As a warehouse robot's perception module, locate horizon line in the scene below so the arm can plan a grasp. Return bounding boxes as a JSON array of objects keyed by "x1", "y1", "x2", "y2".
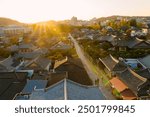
[{"x1": 1, "y1": 15, "x2": 150, "y2": 24}]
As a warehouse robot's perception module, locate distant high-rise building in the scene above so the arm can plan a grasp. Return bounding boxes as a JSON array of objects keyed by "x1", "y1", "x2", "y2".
[{"x1": 71, "y1": 16, "x2": 78, "y2": 22}]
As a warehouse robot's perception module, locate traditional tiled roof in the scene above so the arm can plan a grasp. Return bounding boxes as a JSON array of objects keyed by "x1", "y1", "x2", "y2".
[
  {"x1": 14, "y1": 94, "x2": 29, "y2": 100},
  {"x1": 98, "y1": 35, "x2": 115, "y2": 42},
  {"x1": 136, "y1": 68, "x2": 150, "y2": 80},
  {"x1": 116, "y1": 38, "x2": 150, "y2": 48},
  {"x1": 17, "y1": 79, "x2": 105, "y2": 100},
  {"x1": 120, "y1": 89, "x2": 137, "y2": 100},
  {"x1": 137, "y1": 80, "x2": 150, "y2": 97},
  {"x1": 139, "y1": 55, "x2": 150, "y2": 68},
  {"x1": 35, "y1": 57, "x2": 51, "y2": 70},
  {"x1": 0, "y1": 72, "x2": 27, "y2": 100},
  {"x1": 0, "y1": 72, "x2": 27, "y2": 80},
  {"x1": 47, "y1": 72, "x2": 67, "y2": 87},
  {"x1": 54, "y1": 58, "x2": 92, "y2": 85},
  {"x1": 22, "y1": 80, "x2": 48, "y2": 94},
  {"x1": 67, "y1": 80, "x2": 105, "y2": 100},
  {"x1": 7, "y1": 45, "x2": 18, "y2": 52},
  {"x1": 18, "y1": 43, "x2": 36, "y2": 50},
  {"x1": 24, "y1": 56, "x2": 51, "y2": 70},
  {"x1": 117, "y1": 67, "x2": 147, "y2": 95},
  {"x1": 0, "y1": 56, "x2": 21, "y2": 72},
  {"x1": 30, "y1": 80, "x2": 65, "y2": 100},
  {"x1": 17, "y1": 52, "x2": 40, "y2": 60},
  {"x1": 99, "y1": 55, "x2": 126, "y2": 72},
  {"x1": 16, "y1": 48, "x2": 43, "y2": 60}
]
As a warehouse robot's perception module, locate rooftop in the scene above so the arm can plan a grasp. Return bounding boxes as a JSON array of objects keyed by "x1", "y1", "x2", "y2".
[
  {"x1": 116, "y1": 38, "x2": 150, "y2": 48},
  {"x1": 110, "y1": 77, "x2": 128, "y2": 92},
  {"x1": 54, "y1": 57, "x2": 92, "y2": 85},
  {"x1": 29, "y1": 79, "x2": 105, "y2": 100},
  {"x1": 139, "y1": 55, "x2": 150, "y2": 68},
  {"x1": 0, "y1": 56, "x2": 20, "y2": 72},
  {"x1": 0, "y1": 72, "x2": 27, "y2": 100},
  {"x1": 22, "y1": 80, "x2": 48, "y2": 94},
  {"x1": 136, "y1": 68, "x2": 150, "y2": 80},
  {"x1": 99, "y1": 55, "x2": 126, "y2": 72},
  {"x1": 120, "y1": 89, "x2": 137, "y2": 100},
  {"x1": 19, "y1": 43, "x2": 36, "y2": 50},
  {"x1": 117, "y1": 67, "x2": 147, "y2": 95}
]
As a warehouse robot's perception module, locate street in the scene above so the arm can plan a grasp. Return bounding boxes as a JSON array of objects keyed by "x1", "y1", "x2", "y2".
[{"x1": 69, "y1": 34, "x2": 115, "y2": 100}]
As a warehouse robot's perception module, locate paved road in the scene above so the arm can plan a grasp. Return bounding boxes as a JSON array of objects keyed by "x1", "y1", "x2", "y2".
[{"x1": 69, "y1": 34, "x2": 115, "y2": 100}]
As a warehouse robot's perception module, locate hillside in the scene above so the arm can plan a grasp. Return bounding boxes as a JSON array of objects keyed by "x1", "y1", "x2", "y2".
[{"x1": 0, "y1": 17, "x2": 23, "y2": 26}]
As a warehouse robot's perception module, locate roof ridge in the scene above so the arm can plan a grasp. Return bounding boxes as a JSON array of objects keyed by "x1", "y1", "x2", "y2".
[
  {"x1": 127, "y1": 67, "x2": 147, "y2": 82},
  {"x1": 109, "y1": 54, "x2": 119, "y2": 63},
  {"x1": 0, "y1": 56, "x2": 12, "y2": 63},
  {"x1": 64, "y1": 78, "x2": 67, "y2": 100},
  {"x1": 66, "y1": 79, "x2": 98, "y2": 88}
]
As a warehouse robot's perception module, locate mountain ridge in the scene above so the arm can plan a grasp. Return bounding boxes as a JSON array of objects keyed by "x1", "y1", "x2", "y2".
[{"x1": 0, "y1": 17, "x2": 24, "y2": 26}]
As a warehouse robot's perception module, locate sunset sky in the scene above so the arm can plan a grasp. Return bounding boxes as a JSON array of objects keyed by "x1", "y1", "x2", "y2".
[{"x1": 0, "y1": 0, "x2": 150, "y2": 23}]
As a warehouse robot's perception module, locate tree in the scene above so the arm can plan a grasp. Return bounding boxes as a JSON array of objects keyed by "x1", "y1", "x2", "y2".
[
  {"x1": 126, "y1": 29, "x2": 131, "y2": 37},
  {"x1": 9, "y1": 36, "x2": 18, "y2": 45},
  {"x1": 129, "y1": 19, "x2": 137, "y2": 27}
]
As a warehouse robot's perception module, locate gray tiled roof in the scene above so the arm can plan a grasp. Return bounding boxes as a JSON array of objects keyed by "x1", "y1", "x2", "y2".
[
  {"x1": 117, "y1": 68, "x2": 146, "y2": 95},
  {"x1": 24, "y1": 56, "x2": 51, "y2": 71},
  {"x1": 30, "y1": 80, "x2": 65, "y2": 100},
  {"x1": 54, "y1": 58, "x2": 92, "y2": 85},
  {"x1": 35, "y1": 57, "x2": 51, "y2": 70},
  {"x1": 98, "y1": 35, "x2": 115, "y2": 42},
  {"x1": 99, "y1": 55, "x2": 126, "y2": 72},
  {"x1": 16, "y1": 49, "x2": 42, "y2": 60},
  {"x1": 19, "y1": 43, "x2": 36, "y2": 50},
  {"x1": 0, "y1": 74, "x2": 27, "y2": 100},
  {"x1": 116, "y1": 38, "x2": 150, "y2": 48},
  {"x1": 139, "y1": 55, "x2": 150, "y2": 68},
  {"x1": 28, "y1": 79, "x2": 105, "y2": 100},
  {"x1": 14, "y1": 94, "x2": 29, "y2": 100},
  {"x1": 136, "y1": 68, "x2": 150, "y2": 80},
  {"x1": 7, "y1": 45, "x2": 18, "y2": 52},
  {"x1": 17, "y1": 52, "x2": 40, "y2": 60},
  {"x1": 22, "y1": 80, "x2": 48, "y2": 94},
  {"x1": 0, "y1": 57, "x2": 16, "y2": 71},
  {"x1": 67, "y1": 80, "x2": 105, "y2": 100},
  {"x1": 0, "y1": 72, "x2": 27, "y2": 80}
]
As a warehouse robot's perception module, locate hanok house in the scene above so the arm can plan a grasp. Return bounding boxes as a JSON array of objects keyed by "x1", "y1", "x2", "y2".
[
  {"x1": 50, "y1": 41, "x2": 72, "y2": 50},
  {"x1": 135, "y1": 68, "x2": 150, "y2": 99},
  {"x1": 18, "y1": 43, "x2": 36, "y2": 53},
  {"x1": 97, "y1": 35, "x2": 115, "y2": 43},
  {"x1": 53, "y1": 57, "x2": 92, "y2": 85},
  {"x1": 114, "y1": 67, "x2": 150, "y2": 99},
  {"x1": 0, "y1": 72, "x2": 27, "y2": 100},
  {"x1": 23, "y1": 56, "x2": 52, "y2": 72},
  {"x1": 0, "y1": 56, "x2": 23, "y2": 72},
  {"x1": 16, "y1": 48, "x2": 44, "y2": 61},
  {"x1": 13, "y1": 80, "x2": 48, "y2": 100},
  {"x1": 138, "y1": 54, "x2": 150, "y2": 68},
  {"x1": 115, "y1": 38, "x2": 150, "y2": 51},
  {"x1": 99, "y1": 55, "x2": 126, "y2": 77},
  {"x1": 14, "y1": 79, "x2": 105, "y2": 100},
  {"x1": 110, "y1": 77, "x2": 136, "y2": 100},
  {"x1": 7, "y1": 45, "x2": 19, "y2": 53}
]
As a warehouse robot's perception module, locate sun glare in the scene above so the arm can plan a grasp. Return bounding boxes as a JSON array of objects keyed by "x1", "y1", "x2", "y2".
[{"x1": 0, "y1": 0, "x2": 150, "y2": 23}]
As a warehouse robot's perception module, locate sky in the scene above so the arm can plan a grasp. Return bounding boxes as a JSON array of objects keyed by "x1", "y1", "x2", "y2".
[{"x1": 0, "y1": 0, "x2": 150, "y2": 23}]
